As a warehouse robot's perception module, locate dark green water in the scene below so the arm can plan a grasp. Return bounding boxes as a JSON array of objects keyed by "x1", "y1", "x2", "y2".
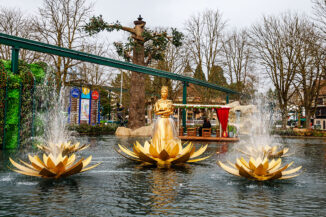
[{"x1": 0, "y1": 136, "x2": 326, "y2": 216}]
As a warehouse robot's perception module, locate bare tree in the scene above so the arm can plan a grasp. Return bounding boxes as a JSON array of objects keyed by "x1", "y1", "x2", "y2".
[
  {"x1": 250, "y1": 13, "x2": 302, "y2": 128},
  {"x1": 292, "y1": 19, "x2": 326, "y2": 128},
  {"x1": 184, "y1": 9, "x2": 226, "y2": 78},
  {"x1": 76, "y1": 42, "x2": 113, "y2": 86},
  {"x1": 32, "y1": 0, "x2": 93, "y2": 91},
  {"x1": 0, "y1": 7, "x2": 40, "y2": 63},
  {"x1": 312, "y1": 0, "x2": 326, "y2": 37},
  {"x1": 221, "y1": 29, "x2": 256, "y2": 95},
  {"x1": 151, "y1": 41, "x2": 188, "y2": 100}
]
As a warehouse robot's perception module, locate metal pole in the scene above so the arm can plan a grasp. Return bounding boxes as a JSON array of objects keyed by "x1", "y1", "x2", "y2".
[
  {"x1": 120, "y1": 71, "x2": 123, "y2": 105},
  {"x1": 98, "y1": 94, "x2": 101, "y2": 124},
  {"x1": 11, "y1": 46, "x2": 20, "y2": 74},
  {"x1": 226, "y1": 94, "x2": 229, "y2": 104},
  {"x1": 108, "y1": 90, "x2": 111, "y2": 120},
  {"x1": 182, "y1": 81, "x2": 187, "y2": 132},
  {"x1": 78, "y1": 88, "x2": 81, "y2": 124},
  {"x1": 177, "y1": 107, "x2": 180, "y2": 131},
  {"x1": 89, "y1": 90, "x2": 92, "y2": 125},
  {"x1": 31, "y1": 78, "x2": 35, "y2": 142}
]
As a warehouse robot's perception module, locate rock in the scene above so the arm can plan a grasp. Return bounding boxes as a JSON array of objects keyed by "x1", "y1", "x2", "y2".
[
  {"x1": 115, "y1": 124, "x2": 153, "y2": 137},
  {"x1": 131, "y1": 125, "x2": 153, "y2": 136},
  {"x1": 227, "y1": 101, "x2": 258, "y2": 135},
  {"x1": 115, "y1": 127, "x2": 132, "y2": 136}
]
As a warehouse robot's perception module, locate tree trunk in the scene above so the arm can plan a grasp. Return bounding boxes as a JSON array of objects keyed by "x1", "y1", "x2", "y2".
[
  {"x1": 281, "y1": 103, "x2": 288, "y2": 129},
  {"x1": 128, "y1": 42, "x2": 145, "y2": 129},
  {"x1": 305, "y1": 107, "x2": 311, "y2": 129}
]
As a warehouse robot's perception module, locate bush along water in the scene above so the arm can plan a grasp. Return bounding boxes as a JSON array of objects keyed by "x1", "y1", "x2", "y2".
[
  {"x1": 69, "y1": 123, "x2": 118, "y2": 135},
  {"x1": 0, "y1": 62, "x2": 7, "y2": 149},
  {"x1": 0, "y1": 60, "x2": 46, "y2": 149}
]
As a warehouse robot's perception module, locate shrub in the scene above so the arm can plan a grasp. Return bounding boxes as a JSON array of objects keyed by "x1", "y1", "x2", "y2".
[{"x1": 69, "y1": 123, "x2": 118, "y2": 135}]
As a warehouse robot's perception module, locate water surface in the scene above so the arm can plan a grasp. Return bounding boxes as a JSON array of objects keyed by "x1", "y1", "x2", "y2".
[{"x1": 0, "y1": 136, "x2": 325, "y2": 216}]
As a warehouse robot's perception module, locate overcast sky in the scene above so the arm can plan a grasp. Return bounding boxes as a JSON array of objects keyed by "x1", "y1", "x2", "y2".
[
  {"x1": 1, "y1": 0, "x2": 313, "y2": 30},
  {"x1": 0, "y1": 0, "x2": 316, "y2": 91},
  {"x1": 1, "y1": 0, "x2": 314, "y2": 43}
]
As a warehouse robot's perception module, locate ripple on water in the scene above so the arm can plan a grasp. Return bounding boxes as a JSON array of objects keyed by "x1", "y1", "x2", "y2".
[{"x1": 0, "y1": 136, "x2": 326, "y2": 216}]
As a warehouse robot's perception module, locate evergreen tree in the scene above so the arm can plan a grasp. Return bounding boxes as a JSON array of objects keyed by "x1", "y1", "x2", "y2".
[
  {"x1": 183, "y1": 60, "x2": 193, "y2": 77},
  {"x1": 193, "y1": 63, "x2": 206, "y2": 81},
  {"x1": 208, "y1": 65, "x2": 227, "y2": 102},
  {"x1": 193, "y1": 63, "x2": 207, "y2": 102}
]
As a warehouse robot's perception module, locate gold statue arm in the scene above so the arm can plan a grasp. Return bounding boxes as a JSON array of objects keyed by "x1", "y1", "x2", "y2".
[{"x1": 154, "y1": 101, "x2": 173, "y2": 116}]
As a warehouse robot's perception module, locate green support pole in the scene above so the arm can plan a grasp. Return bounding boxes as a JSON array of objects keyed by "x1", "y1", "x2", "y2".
[
  {"x1": 226, "y1": 94, "x2": 229, "y2": 104},
  {"x1": 108, "y1": 90, "x2": 111, "y2": 120},
  {"x1": 31, "y1": 78, "x2": 35, "y2": 142},
  {"x1": 2, "y1": 77, "x2": 8, "y2": 150},
  {"x1": 17, "y1": 82, "x2": 22, "y2": 148},
  {"x1": 182, "y1": 81, "x2": 188, "y2": 132},
  {"x1": 11, "y1": 46, "x2": 20, "y2": 74}
]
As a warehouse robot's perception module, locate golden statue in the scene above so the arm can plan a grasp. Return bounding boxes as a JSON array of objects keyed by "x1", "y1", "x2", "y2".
[
  {"x1": 117, "y1": 86, "x2": 211, "y2": 167},
  {"x1": 152, "y1": 86, "x2": 180, "y2": 153}
]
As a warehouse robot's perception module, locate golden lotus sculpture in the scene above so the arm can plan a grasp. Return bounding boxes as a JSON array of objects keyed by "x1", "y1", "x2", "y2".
[
  {"x1": 218, "y1": 157, "x2": 302, "y2": 181},
  {"x1": 238, "y1": 145, "x2": 289, "y2": 158},
  {"x1": 9, "y1": 153, "x2": 100, "y2": 179},
  {"x1": 117, "y1": 141, "x2": 210, "y2": 167},
  {"x1": 37, "y1": 142, "x2": 89, "y2": 156},
  {"x1": 116, "y1": 86, "x2": 211, "y2": 167}
]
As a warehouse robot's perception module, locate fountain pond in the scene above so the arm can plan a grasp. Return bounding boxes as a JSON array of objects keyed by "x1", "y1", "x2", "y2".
[{"x1": 0, "y1": 135, "x2": 326, "y2": 216}]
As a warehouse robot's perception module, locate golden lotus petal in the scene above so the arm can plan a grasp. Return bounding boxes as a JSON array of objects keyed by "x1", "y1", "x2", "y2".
[
  {"x1": 227, "y1": 160, "x2": 237, "y2": 169},
  {"x1": 81, "y1": 162, "x2": 101, "y2": 172},
  {"x1": 169, "y1": 144, "x2": 179, "y2": 158},
  {"x1": 170, "y1": 151, "x2": 191, "y2": 164},
  {"x1": 11, "y1": 168, "x2": 43, "y2": 177},
  {"x1": 282, "y1": 166, "x2": 302, "y2": 176},
  {"x1": 279, "y1": 173, "x2": 301, "y2": 179},
  {"x1": 268, "y1": 158, "x2": 282, "y2": 170},
  {"x1": 254, "y1": 164, "x2": 267, "y2": 176},
  {"x1": 239, "y1": 157, "x2": 250, "y2": 170},
  {"x1": 218, "y1": 161, "x2": 240, "y2": 177},
  {"x1": 144, "y1": 141, "x2": 150, "y2": 154},
  {"x1": 249, "y1": 157, "x2": 257, "y2": 170},
  {"x1": 218, "y1": 157, "x2": 302, "y2": 181},
  {"x1": 269, "y1": 162, "x2": 293, "y2": 174},
  {"x1": 137, "y1": 150, "x2": 157, "y2": 164},
  {"x1": 61, "y1": 159, "x2": 84, "y2": 177},
  {"x1": 82, "y1": 156, "x2": 92, "y2": 168},
  {"x1": 9, "y1": 158, "x2": 37, "y2": 174},
  {"x1": 117, "y1": 140, "x2": 210, "y2": 166},
  {"x1": 39, "y1": 168, "x2": 56, "y2": 177},
  {"x1": 114, "y1": 146, "x2": 141, "y2": 162},
  {"x1": 118, "y1": 144, "x2": 138, "y2": 158},
  {"x1": 190, "y1": 144, "x2": 208, "y2": 159},
  {"x1": 10, "y1": 151, "x2": 100, "y2": 179},
  {"x1": 187, "y1": 154, "x2": 212, "y2": 163},
  {"x1": 19, "y1": 159, "x2": 40, "y2": 171},
  {"x1": 149, "y1": 145, "x2": 160, "y2": 158}
]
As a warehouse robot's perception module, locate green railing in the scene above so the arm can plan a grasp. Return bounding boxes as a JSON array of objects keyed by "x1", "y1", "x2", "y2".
[
  {"x1": 0, "y1": 32, "x2": 239, "y2": 136},
  {"x1": 0, "y1": 33, "x2": 238, "y2": 94}
]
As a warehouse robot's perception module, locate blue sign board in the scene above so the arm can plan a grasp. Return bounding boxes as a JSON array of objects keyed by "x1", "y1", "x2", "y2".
[{"x1": 71, "y1": 88, "x2": 80, "y2": 98}]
